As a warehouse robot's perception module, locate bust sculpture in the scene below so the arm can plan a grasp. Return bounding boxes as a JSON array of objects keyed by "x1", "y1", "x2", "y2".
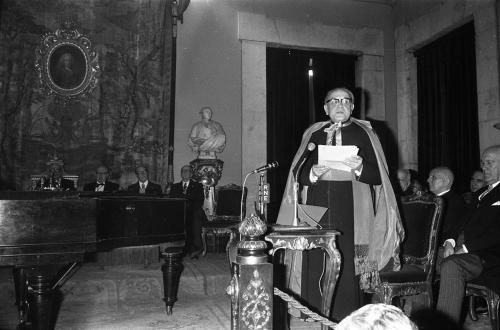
[{"x1": 188, "y1": 107, "x2": 226, "y2": 159}]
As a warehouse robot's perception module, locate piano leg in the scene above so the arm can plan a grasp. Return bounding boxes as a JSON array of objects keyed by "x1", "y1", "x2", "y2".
[
  {"x1": 13, "y1": 267, "x2": 28, "y2": 328},
  {"x1": 27, "y1": 266, "x2": 58, "y2": 330},
  {"x1": 13, "y1": 265, "x2": 69, "y2": 330},
  {"x1": 161, "y1": 247, "x2": 184, "y2": 315}
]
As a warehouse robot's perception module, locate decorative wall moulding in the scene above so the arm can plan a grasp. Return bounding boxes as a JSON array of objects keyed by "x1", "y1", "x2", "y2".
[{"x1": 35, "y1": 19, "x2": 100, "y2": 102}]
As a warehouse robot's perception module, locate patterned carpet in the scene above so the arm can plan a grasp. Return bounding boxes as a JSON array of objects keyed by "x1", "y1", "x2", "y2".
[
  {"x1": 0, "y1": 254, "x2": 231, "y2": 330},
  {"x1": 0, "y1": 253, "x2": 493, "y2": 330}
]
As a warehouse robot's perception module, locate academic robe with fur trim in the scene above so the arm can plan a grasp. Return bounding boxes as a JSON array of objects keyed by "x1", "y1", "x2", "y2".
[
  {"x1": 297, "y1": 121, "x2": 382, "y2": 320},
  {"x1": 277, "y1": 117, "x2": 404, "y2": 319}
]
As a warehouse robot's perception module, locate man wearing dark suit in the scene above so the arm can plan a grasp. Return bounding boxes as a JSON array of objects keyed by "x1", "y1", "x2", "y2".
[
  {"x1": 427, "y1": 166, "x2": 467, "y2": 245},
  {"x1": 127, "y1": 165, "x2": 163, "y2": 195},
  {"x1": 83, "y1": 166, "x2": 119, "y2": 192},
  {"x1": 170, "y1": 165, "x2": 206, "y2": 258},
  {"x1": 436, "y1": 145, "x2": 500, "y2": 324}
]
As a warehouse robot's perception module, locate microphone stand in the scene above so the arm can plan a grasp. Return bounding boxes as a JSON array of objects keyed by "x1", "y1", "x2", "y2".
[{"x1": 292, "y1": 156, "x2": 310, "y2": 227}]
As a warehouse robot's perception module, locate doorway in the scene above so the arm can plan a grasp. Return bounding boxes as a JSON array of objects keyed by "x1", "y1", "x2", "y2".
[{"x1": 266, "y1": 46, "x2": 357, "y2": 222}]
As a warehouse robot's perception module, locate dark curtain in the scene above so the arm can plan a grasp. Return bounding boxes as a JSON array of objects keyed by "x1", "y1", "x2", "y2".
[
  {"x1": 415, "y1": 21, "x2": 479, "y2": 193},
  {"x1": 266, "y1": 47, "x2": 356, "y2": 222}
]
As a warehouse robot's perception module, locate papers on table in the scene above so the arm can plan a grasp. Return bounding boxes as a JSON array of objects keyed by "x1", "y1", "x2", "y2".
[{"x1": 318, "y1": 145, "x2": 359, "y2": 172}]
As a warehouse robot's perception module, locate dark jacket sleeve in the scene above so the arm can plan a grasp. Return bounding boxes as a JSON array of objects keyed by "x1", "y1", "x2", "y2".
[
  {"x1": 463, "y1": 187, "x2": 500, "y2": 255},
  {"x1": 169, "y1": 182, "x2": 183, "y2": 198},
  {"x1": 83, "y1": 182, "x2": 94, "y2": 191}
]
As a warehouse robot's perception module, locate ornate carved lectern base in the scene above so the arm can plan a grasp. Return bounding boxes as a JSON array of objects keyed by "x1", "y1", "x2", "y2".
[{"x1": 265, "y1": 227, "x2": 341, "y2": 330}]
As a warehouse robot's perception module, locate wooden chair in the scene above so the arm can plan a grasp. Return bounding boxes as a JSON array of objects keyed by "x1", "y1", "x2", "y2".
[
  {"x1": 370, "y1": 193, "x2": 444, "y2": 309},
  {"x1": 201, "y1": 184, "x2": 246, "y2": 255},
  {"x1": 466, "y1": 281, "x2": 499, "y2": 330}
]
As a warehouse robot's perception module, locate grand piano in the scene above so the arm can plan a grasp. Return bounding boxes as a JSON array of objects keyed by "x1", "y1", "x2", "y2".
[{"x1": 0, "y1": 191, "x2": 187, "y2": 330}]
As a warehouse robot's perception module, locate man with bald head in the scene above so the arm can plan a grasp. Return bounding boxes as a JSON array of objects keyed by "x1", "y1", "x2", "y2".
[
  {"x1": 83, "y1": 166, "x2": 119, "y2": 192},
  {"x1": 427, "y1": 166, "x2": 466, "y2": 245},
  {"x1": 436, "y1": 146, "x2": 500, "y2": 324}
]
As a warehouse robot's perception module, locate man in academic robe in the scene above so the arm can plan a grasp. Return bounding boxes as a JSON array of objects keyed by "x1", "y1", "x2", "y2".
[
  {"x1": 170, "y1": 165, "x2": 206, "y2": 258},
  {"x1": 127, "y1": 165, "x2": 162, "y2": 195},
  {"x1": 277, "y1": 87, "x2": 403, "y2": 320},
  {"x1": 437, "y1": 145, "x2": 500, "y2": 325},
  {"x1": 83, "y1": 166, "x2": 119, "y2": 192}
]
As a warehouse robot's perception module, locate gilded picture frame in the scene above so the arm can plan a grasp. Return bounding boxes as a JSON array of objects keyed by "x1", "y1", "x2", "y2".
[{"x1": 36, "y1": 21, "x2": 100, "y2": 101}]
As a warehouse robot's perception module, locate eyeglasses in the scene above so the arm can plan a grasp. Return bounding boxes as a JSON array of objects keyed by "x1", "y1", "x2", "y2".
[{"x1": 325, "y1": 98, "x2": 352, "y2": 105}]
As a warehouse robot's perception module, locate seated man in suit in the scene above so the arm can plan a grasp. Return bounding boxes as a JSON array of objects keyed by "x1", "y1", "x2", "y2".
[
  {"x1": 427, "y1": 166, "x2": 467, "y2": 246},
  {"x1": 83, "y1": 166, "x2": 119, "y2": 192},
  {"x1": 127, "y1": 165, "x2": 162, "y2": 195},
  {"x1": 463, "y1": 170, "x2": 486, "y2": 205},
  {"x1": 436, "y1": 145, "x2": 500, "y2": 325},
  {"x1": 170, "y1": 165, "x2": 206, "y2": 258}
]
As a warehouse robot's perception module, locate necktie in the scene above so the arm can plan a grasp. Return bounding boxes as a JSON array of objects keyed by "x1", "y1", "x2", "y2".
[
  {"x1": 334, "y1": 127, "x2": 342, "y2": 146},
  {"x1": 140, "y1": 183, "x2": 146, "y2": 194},
  {"x1": 183, "y1": 182, "x2": 188, "y2": 194},
  {"x1": 478, "y1": 184, "x2": 493, "y2": 201},
  {"x1": 324, "y1": 123, "x2": 341, "y2": 145}
]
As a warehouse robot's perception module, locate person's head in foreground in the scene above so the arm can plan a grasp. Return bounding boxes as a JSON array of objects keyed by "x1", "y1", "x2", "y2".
[{"x1": 336, "y1": 303, "x2": 418, "y2": 330}]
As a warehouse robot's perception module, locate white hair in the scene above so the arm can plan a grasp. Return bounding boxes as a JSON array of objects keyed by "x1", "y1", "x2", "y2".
[{"x1": 336, "y1": 304, "x2": 417, "y2": 330}]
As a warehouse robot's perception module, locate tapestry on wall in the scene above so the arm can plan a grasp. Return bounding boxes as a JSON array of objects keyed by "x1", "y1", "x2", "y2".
[{"x1": 0, "y1": 0, "x2": 173, "y2": 190}]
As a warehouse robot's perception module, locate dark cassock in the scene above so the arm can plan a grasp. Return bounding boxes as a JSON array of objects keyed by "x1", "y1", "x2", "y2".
[{"x1": 277, "y1": 118, "x2": 403, "y2": 320}]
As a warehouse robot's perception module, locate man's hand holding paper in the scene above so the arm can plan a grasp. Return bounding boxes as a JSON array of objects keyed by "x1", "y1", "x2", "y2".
[{"x1": 313, "y1": 145, "x2": 361, "y2": 181}]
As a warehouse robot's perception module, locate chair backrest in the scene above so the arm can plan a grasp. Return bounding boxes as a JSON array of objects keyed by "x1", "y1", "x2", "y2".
[
  {"x1": 214, "y1": 183, "x2": 246, "y2": 220},
  {"x1": 399, "y1": 193, "x2": 444, "y2": 277}
]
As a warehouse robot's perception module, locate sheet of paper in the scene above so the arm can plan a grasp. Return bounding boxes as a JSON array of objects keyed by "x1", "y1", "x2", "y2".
[{"x1": 318, "y1": 145, "x2": 359, "y2": 172}]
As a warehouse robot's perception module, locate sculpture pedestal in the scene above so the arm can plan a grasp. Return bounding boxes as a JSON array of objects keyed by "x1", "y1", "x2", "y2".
[{"x1": 190, "y1": 158, "x2": 224, "y2": 217}]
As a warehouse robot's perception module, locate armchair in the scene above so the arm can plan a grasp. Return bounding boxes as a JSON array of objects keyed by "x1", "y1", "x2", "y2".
[
  {"x1": 466, "y1": 281, "x2": 499, "y2": 330},
  {"x1": 370, "y1": 193, "x2": 444, "y2": 310},
  {"x1": 201, "y1": 184, "x2": 246, "y2": 256}
]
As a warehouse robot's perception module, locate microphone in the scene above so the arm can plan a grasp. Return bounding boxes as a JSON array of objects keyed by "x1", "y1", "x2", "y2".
[
  {"x1": 294, "y1": 143, "x2": 316, "y2": 181},
  {"x1": 292, "y1": 142, "x2": 316, "y2": 226},
  {"x1": 251, "y1": 161, "x2": 279, "y2": 174},
  {"x1": 306, "y1": 142, "x2": 316, "y2": 153}
]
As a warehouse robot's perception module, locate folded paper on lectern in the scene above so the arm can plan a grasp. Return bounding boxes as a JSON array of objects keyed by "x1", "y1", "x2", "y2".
[{"x1": 298, "y1": 204, "x2": 327, "y2": 228}]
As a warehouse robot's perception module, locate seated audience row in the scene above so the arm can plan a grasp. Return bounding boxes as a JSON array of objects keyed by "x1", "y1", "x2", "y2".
[
  {"x1": 83, "y1": 164, "x2": 206, "y2": 259},
  {"x1": 434, "y1": 145, "x2": 500, "y2": 325},
  {"x1": 397, "y1": 146, "x2": 499, "y2": 327}
]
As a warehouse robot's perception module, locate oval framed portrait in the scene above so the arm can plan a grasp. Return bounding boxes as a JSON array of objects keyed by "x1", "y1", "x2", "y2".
[
  {"x1": 36, "y1": 23, "x2": 100, "y2": 101},
  {"x1": 49, "y1": 43, "x2": 87, "y2": 90}
]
